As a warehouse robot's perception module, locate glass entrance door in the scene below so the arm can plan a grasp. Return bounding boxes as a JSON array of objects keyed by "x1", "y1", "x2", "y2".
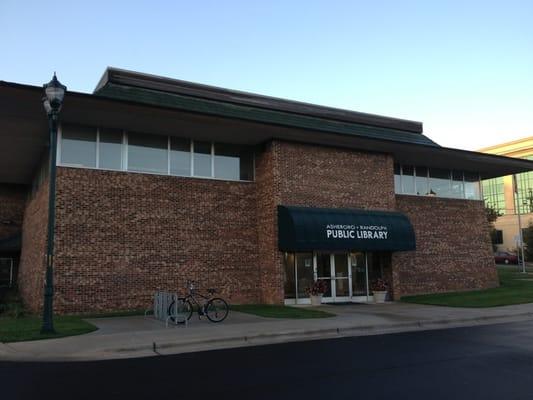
[
  {"x1": 333, "y1": 254, "x2": 350, "y2": 301},
  {"x1": 284, "y1": 251, "x2": 390, "y2": 304},
  {"x1": 316, "y1": 253, "x2": 351, "y2": 302},
  {"x1": 315, "y1": 253, "x2": 332, "y2": 298}
]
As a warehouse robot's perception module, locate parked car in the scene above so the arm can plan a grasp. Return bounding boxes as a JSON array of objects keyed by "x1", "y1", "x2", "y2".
[{"x1": 494, "y1": 251, "x2": 519, "y2": 265}]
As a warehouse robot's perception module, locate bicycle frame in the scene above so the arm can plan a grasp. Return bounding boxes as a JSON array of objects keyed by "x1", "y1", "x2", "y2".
[{"x1": 182, "y1": 281, "x2": 215, "y2": 315}]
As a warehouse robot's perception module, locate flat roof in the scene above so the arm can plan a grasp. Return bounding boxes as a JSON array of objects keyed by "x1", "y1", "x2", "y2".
[{"x1": 1, "y1": 74, "x2": 533, "y2": 184}]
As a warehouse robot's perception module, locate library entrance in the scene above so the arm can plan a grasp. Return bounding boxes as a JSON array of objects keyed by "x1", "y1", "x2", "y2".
[
  {"x1": 278, "y1": 205, "x2": 416, "y2": 304},
  {"x1": 283, "y1": 251, "x2": 392, "y2": 304}
]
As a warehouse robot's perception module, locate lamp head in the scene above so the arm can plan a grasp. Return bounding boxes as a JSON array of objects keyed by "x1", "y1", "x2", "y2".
[{"x1": 43, "y1": 73, "x2": 66, "y2": 114}]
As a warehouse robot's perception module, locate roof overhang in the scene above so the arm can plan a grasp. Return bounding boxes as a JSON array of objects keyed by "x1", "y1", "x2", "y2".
[
  {"x1": 1, "y1": 80, "x2": 532, "y2": 184},
  {"x1": 96, "y1": 67, "x2": 424, "y2": 134}
]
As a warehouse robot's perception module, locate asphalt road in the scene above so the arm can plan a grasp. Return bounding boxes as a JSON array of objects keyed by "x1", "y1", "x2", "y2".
[{"x1": 3, "y1": 320, "x2": 533, "y2": 400}]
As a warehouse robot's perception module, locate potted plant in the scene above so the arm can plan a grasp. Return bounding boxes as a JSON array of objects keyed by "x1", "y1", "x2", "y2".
[
  {"x1": 371, "y1": 278, "x2": 389, "y2": 304},
  {"x1": 306, "y1": 280, "x2": 328, "y2": 306}
]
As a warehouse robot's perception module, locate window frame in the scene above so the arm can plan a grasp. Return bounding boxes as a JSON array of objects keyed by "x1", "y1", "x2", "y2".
[
  {"x1": 57, "y1": 125, "x2": 255, "y2": 183},
  {"x1": 394, "y1": 162, "x2": 481, "y2": 201}
]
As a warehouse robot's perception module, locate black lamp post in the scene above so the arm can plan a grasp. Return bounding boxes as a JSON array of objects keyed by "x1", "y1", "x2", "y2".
[{"x1": 41, "y1": 73, "x2": 66, "y2": 334}]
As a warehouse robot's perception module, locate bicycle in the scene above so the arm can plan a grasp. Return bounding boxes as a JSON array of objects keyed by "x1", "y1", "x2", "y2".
[{"x1": 168, "y1": 280, "x2": 229, "y2": 323}]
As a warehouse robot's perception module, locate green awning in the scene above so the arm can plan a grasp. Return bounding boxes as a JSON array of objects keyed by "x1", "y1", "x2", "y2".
[{"x1": 278, "y1": 206, "x2": 416, "y2": 252}]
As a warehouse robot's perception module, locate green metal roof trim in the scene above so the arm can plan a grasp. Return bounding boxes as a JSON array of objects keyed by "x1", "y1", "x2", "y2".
[{"x1": 95, "y1": 83, "x2": 439, "y2": 147}]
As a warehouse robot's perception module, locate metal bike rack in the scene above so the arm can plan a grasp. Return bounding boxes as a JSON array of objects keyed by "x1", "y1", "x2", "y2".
[{"x1": 146, "y1": 291, "x2": 188, "y2": 327}]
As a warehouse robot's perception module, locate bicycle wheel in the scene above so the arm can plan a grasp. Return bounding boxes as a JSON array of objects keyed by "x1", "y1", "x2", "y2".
[
  {"x1": 205, "y1": 298, "x2": 229, "y2": 323},
  {"x1": 168, "y1": 298, "x2": 193, "y2": 323}
]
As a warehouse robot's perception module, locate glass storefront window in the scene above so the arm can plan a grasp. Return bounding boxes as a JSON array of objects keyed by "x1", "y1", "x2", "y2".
[
  {"x1": 367, "y1": 253, "x2": 390, "y2": 294},
  {"x1": 283, "y1": 253, "x2": 296, "y2": 299},
  {"x1": 283, "y1": 252, "x2": 393, "y2": 302},
  {"x1": 193, "y1": 141, "x2": 212, "y2": 177},
  {"x1": 284, "y1": 253, "x2": 314, "y2": 300},
  {"x1": 128, "y1": 132, "x2": 168, "y2": 174},
  {"x1": 61, "y1": 125, "x2": 97, "y2": 167},
  {"x1": 350, "y1": 252, "x2": 366, "y2": 297},
  {"x1": 170, "y1": 137, "x2": 191, "y2": 176},
  {"x1": 99, "y1": 128, "x2": 122, "y2": 170},
  {"x1": 296, "y1": 253, "x2": 314, "y2": 298}
]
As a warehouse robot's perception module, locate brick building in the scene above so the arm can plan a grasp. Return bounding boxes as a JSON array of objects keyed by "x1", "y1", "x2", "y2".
[{"x1": 1, "y1": 68, "x2": 532, "y2": 313}]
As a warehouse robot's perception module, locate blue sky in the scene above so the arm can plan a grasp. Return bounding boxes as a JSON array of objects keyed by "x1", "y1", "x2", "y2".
[{"x1": 1, "y1": 0, "x2": 532, "y2": 150}]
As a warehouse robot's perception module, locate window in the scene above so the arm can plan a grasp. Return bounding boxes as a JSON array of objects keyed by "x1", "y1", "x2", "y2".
[
  {"x1": 451, "y1": 170, "x2": 465, "y2": 199},
  {"x1": 429, "y1": 168, "x2": 452, "y2": 197},
  {"x1": 401, "y1": 165, "x2": 415, "y2": 194},
  {"x1": 214, "y1": 143, "x2": 240, "y2": 180},
  {"x1": 99, "y1": 128, "x2": 123, "y2": 170},
  {"x1": 415, "y1": 166, "x2": 428, "y2": 195},
  {"x1": 464, "y1": 172, "x2": 481, "y2": 200},
  {"x1": 61, "y1": 125, "x2": 96, "y2": 167},
  {"x1": 394, "y1": 163, "x2": 480, "y2": 201},
  {"x1": 491, "y1": 230, "x2": 503, "y2": 245},
  {"x1": 193, "y1": 141, "x2": 212, "y2": 177},
  {"x1": 170, "y1": 137, "x2": 191, "y2": 176},
  {"x1": 239, "y1": 150, "x2": 254, "y2": 181},
  {"x1": 127, "y1": 132, "x2": 168, "y2": 174},
  {"x1": 516, "y1": 171, "x2": 533, "y2": 214},
  {"x1": 214, "y1": 143, "x2": 254, "y2": 181},
  {"x1": 394, "y1": 164, "x2": 401, "y2": 193},
  {"x1": 482, "y1": 177, "x2": 505, "y2": 215},
  {"x1": 58, "y1": 125, "x2": 255, "y2": 182}
]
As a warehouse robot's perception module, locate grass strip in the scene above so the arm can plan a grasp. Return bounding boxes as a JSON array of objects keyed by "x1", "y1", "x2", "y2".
[
  {"x1": 0, "y1": 315, "x2": 97, "y2": 343},
  {"x1": 402, "y1": 267, "x2": 533, "y2": 307}
]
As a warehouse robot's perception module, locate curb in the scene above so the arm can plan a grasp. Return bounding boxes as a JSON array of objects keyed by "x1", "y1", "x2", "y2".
[
  {"x1": 3, "y1": 311, "x2": 533, "y2": 362},
  {"x1": 102, "y1": 311, "x2": 533, "y2": 359}
]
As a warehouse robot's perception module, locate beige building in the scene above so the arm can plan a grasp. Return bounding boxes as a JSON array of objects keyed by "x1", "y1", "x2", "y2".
[{"x1": 479, "y1": 137, "x2": 533, "y2": 253}]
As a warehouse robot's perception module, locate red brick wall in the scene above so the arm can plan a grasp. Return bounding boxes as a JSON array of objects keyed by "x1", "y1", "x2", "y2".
[
  {"x1": 53, "y1": 167, "x2": 260, "y2": 314},
  {"x1": 393, "y1": 195, "x2": 498, "y2": 297},
  {"x1": 21, "y1": 139, "x2": 499, "y2": 313},
  {"x1": 18, "y1": 182, "x2": 48, "y2": 313},
  {"x1": 261, "y1": 141, "x2": 497, "y2": 301},
  {"x1": 255, "y1": 142, "x2": 284, "y2": 303},
  {"x1": 277, "y1": 141, "x2": 396, "y2": 210},
  {"x1": 259, "y1": 141, "x2": 397, "y2": 303},
  {"x1": 0, "y1": 184, "x2": 26, "y2": 242}
]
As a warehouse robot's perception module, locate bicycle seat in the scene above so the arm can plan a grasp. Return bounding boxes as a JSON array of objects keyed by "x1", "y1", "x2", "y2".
[{"x1": 207, "y1": 288, "x2": 216, "y2": 294}]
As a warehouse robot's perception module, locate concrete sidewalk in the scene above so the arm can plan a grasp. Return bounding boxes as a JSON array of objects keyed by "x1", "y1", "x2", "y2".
[{"x1": 2, "y1": 302, "x2": 533, "y2": 362}]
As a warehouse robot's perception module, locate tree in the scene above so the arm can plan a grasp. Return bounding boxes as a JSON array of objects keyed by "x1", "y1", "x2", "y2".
[
  {"x1": 522, "y1": 222, "x2": 533, "y2": 261},
  {"x1": 485, "y1": 204, "x2": 501, "y2": 225},
  {"x1": 485, "y1": 204, "x2": 502, "y2": 252}
]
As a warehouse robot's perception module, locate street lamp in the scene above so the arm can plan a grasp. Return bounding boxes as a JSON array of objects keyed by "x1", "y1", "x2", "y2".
[{"x1": 41, "y1": 73, "x2": 66, "y2": 334}]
